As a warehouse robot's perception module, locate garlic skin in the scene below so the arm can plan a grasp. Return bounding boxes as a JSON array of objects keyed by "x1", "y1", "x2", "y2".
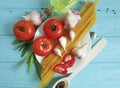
[
  {"x1": 72, "y1": 43, "x2": 87, "y2": 59},
  {"x1": 64, "y1": 10, "x2": 81, "y2": 30},
  {"x1": 23, "y1": 11, "x2": 43, "y2": 26},
  {"x1": 54, "y1": 48, "x2": 62, "y2": 57},
  {"x1": 69, "y1": 30, "x2": 75, "y2": 41},
  {"x1": 59, "y1": 36, "x2": 67, "y2": 52}
]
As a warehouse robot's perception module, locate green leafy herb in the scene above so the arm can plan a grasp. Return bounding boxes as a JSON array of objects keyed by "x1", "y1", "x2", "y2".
[
  {"x1": 29, "y1": 53, "x2": 34, "y2": 73},
  {"x1": 12, "y1": 39, "x2": 22, "y2": 45},
  {"x1": 34, "y1": 54, "x2": 42, "y2": 80},
  {"x1": 21, "y1": 46, "x2": 28, "y2": 57},
  {"x1": 14, "y1": 43, "x2": 25, "y2": 50},
  {"x1": 13, "y1": 39, "x2": 32, "y2": 57},
  {"x1": 15, "y1": 50, "x2": 33, "y2": 70},
  {"x1": 13, "y1": 38, "x2": 43, "y2": 80}
]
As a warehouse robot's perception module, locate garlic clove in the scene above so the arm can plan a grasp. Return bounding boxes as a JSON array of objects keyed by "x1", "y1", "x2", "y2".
[
  {"x1": 66, "y1": 10, "x2": 77, "y2": 28},
  {"x1": 23, "y1": 11, "x2": 43, "y2": 26},
  {"x1": 72, "y1": 43, "x2": 87, "y2": 59},
  {"x1": 63, "y1": 10, "x2": 81, "y2": 29},
  {"x1": 59, "y1": 36, "x2": 67, "y2": 52},
  {"x1": 69, "y1": 30, "x2": 75, "y2": 41},
  {"x1": 30, "y1": 11, "x2": 43, "y2": 26},
  {"x1": 54, "y1": 48, "x2": 62, "y2": 57}
]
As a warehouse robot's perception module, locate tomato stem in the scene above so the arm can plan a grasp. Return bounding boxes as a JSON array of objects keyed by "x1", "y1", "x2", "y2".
[
  {"x1": 42, "y1": 43, "x2": 48, "y2": 48},
  {"x1": 18, "y1": 26, "x2": 24, "y2": 31},
  {"x1": 51, "y1": 25, "x2": 56, "y2": 31}
]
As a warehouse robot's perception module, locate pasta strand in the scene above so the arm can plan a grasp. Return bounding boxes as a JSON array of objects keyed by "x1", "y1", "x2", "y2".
[{"x1": 39, "y1": 1, "x2": 98, "y2": 87}]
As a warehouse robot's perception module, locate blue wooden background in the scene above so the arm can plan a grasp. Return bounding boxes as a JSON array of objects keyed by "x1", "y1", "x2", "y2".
[{"x1": 0, "y1": 0, "x2": 120, "y2": 88}]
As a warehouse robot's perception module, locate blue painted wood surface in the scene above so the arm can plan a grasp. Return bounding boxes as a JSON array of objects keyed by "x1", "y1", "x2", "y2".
[{"x1": 0, "y1": 0, "x2": 120, "y2": 88}]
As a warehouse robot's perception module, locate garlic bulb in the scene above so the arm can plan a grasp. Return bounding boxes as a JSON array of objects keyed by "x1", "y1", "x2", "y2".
[
  {"x1": 64, "y1": 10, "x2": 81, "y2": 29},
  {"x1": 69, "y1": 30, "x2": 75, "y2": 41},
  {"x1": 59, "y1": 36, "x2": 67, "y2": 52},
  {"x1": 54, "y1": 48, "x2": 62, "y2": 57},
  {"x1": 23, "y1": 11, "x2": 43, "y2": 26},
  {"x1": 72, "y1": 43, "x2": 87, "y2": 59}
]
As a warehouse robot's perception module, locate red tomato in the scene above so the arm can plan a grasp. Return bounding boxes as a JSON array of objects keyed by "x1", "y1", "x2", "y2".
[
  {"x1": 62, "y1": 53, "x2": 75, "y2": 68},
  {"x1": 32, "y1": 36, "x2": 54, "y2": 56},
  {"x1": 43, "y1": 19, "x2": 64, "y2": 39},
  {"x1": 53, "y1": 64, "x2": 67, "y2": 74},
  {"x1": 13, "y1": 20, "x2": 35, "y2": 41}
]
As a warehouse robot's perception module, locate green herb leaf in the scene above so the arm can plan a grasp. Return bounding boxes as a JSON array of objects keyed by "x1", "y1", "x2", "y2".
[
  {"x1": 29, "y1": 53, "x2": 34, "y2": 73},
  {"x1": 18, "y1": 43, "x2": 25, "y2": 51},
  {"x1": 34, "y1": 54, "x2": 42, "y2": 80},
  {"x1": 13, "y1": 38, "x2": 43, "y2": 80},
  {"x1": 26, "y1": 40, "x2": 33, "y2": 44},
  {"x1": 12, "y1": 39, "x2": 22, "y2": 45},
  {"x1": 21, "y1": 46, "x2": 28, "y2": 57},
  {"x1": 14, "y1": 43, "x2": 24, "y2": 50},
  {"x1": 15, "y1": 51, "x2": 33, "y2": 70}
]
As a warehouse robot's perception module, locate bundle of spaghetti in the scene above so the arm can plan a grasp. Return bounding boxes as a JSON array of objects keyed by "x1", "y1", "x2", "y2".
[
  {"x1": 41, "y1": 1, "x2": 94, "y2": 69},
  {"x1": 42, "y1": 13, "x2": 95, "y2": 77},
  {"x1": 39, "y1": 0, "x2": 98, "y2": 88},
  {"x1": 41, "y1": 2, "x2": 92, "y2": 66},
  {"x1": 41, "y1": 0, "x2": 98, "y2": 71},
  {"x1": 39, "y1": 13, "x2": 96, "y2": 88},
  {"x1": 42, "y1": 10, "x2": 95, "y2": 77},
  {"x1": 41, "y1": 1, "x2": 97, "y2": 76},
  {"x1": 40, "y1": 2, "x2": 93, "y2": 68}
]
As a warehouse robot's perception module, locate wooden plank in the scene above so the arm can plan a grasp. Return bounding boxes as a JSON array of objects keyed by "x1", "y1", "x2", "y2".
[
  {"x1": 0, "y1": 63, "x2": 39, "y2": 88},
  {"x1": 0, "y1": 0, "x2": 120, "y2": 88},
  {"x1": 0, "y1": 36, "x2": 23, "y2": 62},
  {"x1": 90, "y1": 0, "x2": 120, "y2": 36},
  {"x1": 0, "y1": 0, "x2": 119, "y2": 9},
  {"x1": 70, "y1": 62, "x2": 120, "y2": 88},
  {"x1": 0, "y1": 36, "x2": 120, "y2": 63},
  {"x1": 0, "y1": 0, "x2": 120, "y2": 36},
  {"x1": 96, "y1": 0, "x2": 120, "y2": 10},
  {"x1": 0, "y1": 0, "x2": 49, "y2": 8},
  {"x1": 0, "y1": 63, "x2": 120, "y2": 88},
  {"x1": 0, "y1": 9, "x2": 120, "y2": 36},
  {"x1": 91, "y1": 10, "x2": 120, "y2": 36},
  {"x1": 91, "y1": 36, "x2": 120, "y2": 63},
  {"x1": 0, "y1": 9, "x2": 44, "y2": 36}
]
